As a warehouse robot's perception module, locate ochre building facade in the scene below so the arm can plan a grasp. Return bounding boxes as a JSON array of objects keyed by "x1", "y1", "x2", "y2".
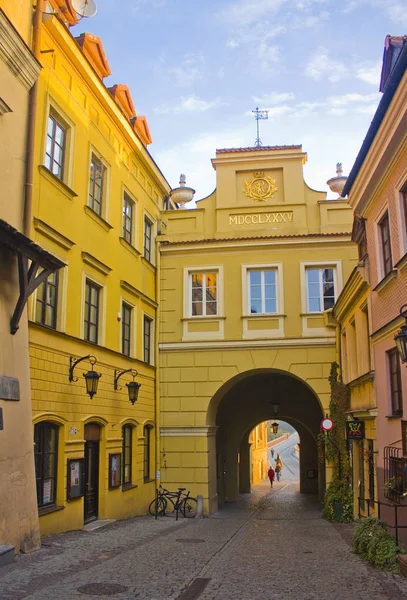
[{"x1": 159, "y1": 146, "x2": 358, "y2": 513}]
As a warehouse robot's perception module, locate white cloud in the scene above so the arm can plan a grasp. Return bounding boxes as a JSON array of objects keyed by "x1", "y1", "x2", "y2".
[
  {"x1": 154, "y1": 95, "x2": 226, "y2": 115},
  {"x1": 217, "y1": 0, "x2": 288, "y2": 28},
  {"x1": 164, "y1": 54, "x2": 205, "y2": 87},
  {"x1": 327, "y1": 93, "x2": 380, "y2": 106},
  {"x1": 355, "y1": 63, "x2": 381, "y2": 86},
  {"x1": 253, "y1": 92, "x2": 296, "y2": 105},
  {"x1": 305, "y1": 48, "x2": 348, "y2": 82},
  {"x1": 256, "y1": 42, "x2": 280, "y2": 71},
  {"x1": 341, "y1": 0, "x2": 407, "y2": 25},
  {"x1": 128, "y1": 0, "x2": 166, "y2": 14},
  {"x1": 226, "y1": 39, "x2": 240, "y2": 49}
]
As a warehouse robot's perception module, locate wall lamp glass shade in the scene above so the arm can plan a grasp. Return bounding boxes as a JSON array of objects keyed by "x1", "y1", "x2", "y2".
[
  {"x1": 127, "y1": 380, "x2": 141, "y2": 405},
  {"x1": 84, "y1": 369, "x2": 101, "y2": 399},
  {"x1": 395, "y1": 304, "x2": 407, "y2": 364},
  {"x1": 271, "y1": 421, "x2": 279, "y2": 435}
]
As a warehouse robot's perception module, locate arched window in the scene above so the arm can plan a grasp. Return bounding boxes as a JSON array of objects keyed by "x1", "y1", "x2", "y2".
[
  {"x1": 143, "y1": 425, "x2": 152, "y2": 482},
  {"x1": 34, "y1": 422, "x2": 59, "y2": 508},
  {"x1": 122, "y1": 425, "x2": 133, "y2": 486}
]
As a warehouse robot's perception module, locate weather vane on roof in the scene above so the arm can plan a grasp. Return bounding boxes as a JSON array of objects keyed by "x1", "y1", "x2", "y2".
[{"x1": 252, "y1": 107, "x2": 269, "y2": 147}]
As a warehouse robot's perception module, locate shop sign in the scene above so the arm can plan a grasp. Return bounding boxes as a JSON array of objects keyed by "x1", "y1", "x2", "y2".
[{"x1": 346, "y1": 421, "x2": 365, "y2": 440}]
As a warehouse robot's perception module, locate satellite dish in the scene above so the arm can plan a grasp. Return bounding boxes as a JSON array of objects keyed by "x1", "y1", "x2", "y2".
[{"x1": 71, "y1": 0, "x2": 98, "y2": 18}]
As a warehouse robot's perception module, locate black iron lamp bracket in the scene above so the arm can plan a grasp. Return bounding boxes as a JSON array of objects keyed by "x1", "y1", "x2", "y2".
[
  {"x1": 114, "y1": 368, "x2": 138, "y2": 391},
  {"x1": 69, "y1": 355, "x2": 95, "y2": 382}
]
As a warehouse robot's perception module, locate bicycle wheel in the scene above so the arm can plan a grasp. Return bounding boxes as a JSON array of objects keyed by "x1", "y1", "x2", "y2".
[
  {"x1": 148, "y1": 496, "x2": 167, "y2": 516},
  {"x1": 181, "y1": 497, "x2": 197, "y2": 518}
]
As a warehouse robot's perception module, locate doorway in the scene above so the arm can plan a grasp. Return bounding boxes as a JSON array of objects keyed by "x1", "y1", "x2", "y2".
[{"x1": 84, "y1": 423, "x2": 100, "y2": 523}]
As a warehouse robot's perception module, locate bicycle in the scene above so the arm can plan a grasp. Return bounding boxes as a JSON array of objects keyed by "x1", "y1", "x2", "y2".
[{"x1": 149, "y1": 486, "x2": 197, "y2": 519}]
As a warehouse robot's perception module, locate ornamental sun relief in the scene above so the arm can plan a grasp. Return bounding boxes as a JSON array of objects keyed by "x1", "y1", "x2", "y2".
[{"x1": 243, "y1": 171, "x2": 278, "y2": 202}]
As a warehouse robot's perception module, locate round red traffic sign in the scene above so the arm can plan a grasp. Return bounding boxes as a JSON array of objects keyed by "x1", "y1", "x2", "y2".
[{"x1": 321, "y1": 417, "x2": 334, "y2": 431}]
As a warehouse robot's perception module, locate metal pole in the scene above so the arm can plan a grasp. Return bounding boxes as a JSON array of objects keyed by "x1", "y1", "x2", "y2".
[{"x1": 395, "y1": 504, "x2": 399, "y2": 545}]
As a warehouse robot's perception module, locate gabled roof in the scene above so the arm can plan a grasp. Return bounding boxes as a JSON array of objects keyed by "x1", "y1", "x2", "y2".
[
  {"x1": 131, "y1": 116, "x2": 152, "y2": 146},
  {"x1": 49, "y1": 0, "x2": 79, "y2": 26},
  {"x1": 107, "y1": 84, "x2": 136, "y2": 120},
  {"x1": 75, "y1": 33, "x2": 111, "y2": 79}
]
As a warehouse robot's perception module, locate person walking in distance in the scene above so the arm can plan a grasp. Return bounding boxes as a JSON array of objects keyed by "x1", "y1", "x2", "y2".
[
  {"x1": 267, "y1": 465, "x2": 275, "y2": 488},
  {"x1": 275, "y1": 453, "x2": 283, "y2": 481}
]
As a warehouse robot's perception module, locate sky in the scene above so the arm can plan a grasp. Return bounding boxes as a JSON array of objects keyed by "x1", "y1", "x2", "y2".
[{"x1": 69, "y1": 0, "x2": 407, "y2": 201}]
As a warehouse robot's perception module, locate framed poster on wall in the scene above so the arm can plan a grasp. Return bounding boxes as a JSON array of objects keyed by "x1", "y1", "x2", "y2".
[
  {"x1": 109, "y1": 453, "x2": 122, "y2": 489},
  {"x1": 67, "y1": 458, "x2": 85, "y2": 500}
]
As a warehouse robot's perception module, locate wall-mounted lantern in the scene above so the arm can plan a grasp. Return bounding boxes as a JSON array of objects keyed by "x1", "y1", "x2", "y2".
[
  {"x1": 271, "y1": 401, "x2": 280, "y2": 417},
  {"x1": 395, "y1": 304, "x2": 407, "y2": 364},
  {"x1": 114, "y1": 368, "x2": 141, "y2": 405},
  {"x1": 69, "y1": 355, "x2": 101, "y2": 399},
  {"x1": 271, "y1": 422, "x2": 279, "y2": 435}
]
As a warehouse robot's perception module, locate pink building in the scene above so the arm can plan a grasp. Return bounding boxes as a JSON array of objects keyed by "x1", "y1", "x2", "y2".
[{"x1": 343, "y1": 36, "x2": 407, "y2": 536}]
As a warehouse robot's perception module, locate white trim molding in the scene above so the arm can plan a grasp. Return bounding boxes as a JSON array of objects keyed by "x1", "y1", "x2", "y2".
[
  {"x1": 0, "y1": 10, "x2": 41, "y2": 90},
  {"x1": 161, "y1": 427, "x2": 218, "y2": 437},
  {"x1": 159, "y1": 337, "x2": 336, "y2": 351},
  {"x1": 300, "y1": 260, "x2": 342, "y2": 337},
  {"x1": 182, "y1": 265, "x2": 225, "y2": 341},
  {"x1": 241, "y1": 262, "x2": 284, "y2": 339}
]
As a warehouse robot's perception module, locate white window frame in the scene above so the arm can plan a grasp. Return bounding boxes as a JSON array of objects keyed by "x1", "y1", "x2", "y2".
[
  {"x1": 184, "y1": 266, "x2": 224, "y2": 319},
  {"x1": 80, "y1": 272, "x2": 106, "y2": 346},
  {"x1": 300, "y1": 261, "x2": 342, "y2": 314},
  {"x1": 304, "y1": 266, "x2": 337, "y2": 313},
  {"x1": 87, "y1": 146, "x2": 110, "y2": 220},
  {"x1": 242, "y1": 264, "x2": 283, "y2": 316},
  {"x1": 43, "y1": 97, "x2": 75, "y2": 188}
]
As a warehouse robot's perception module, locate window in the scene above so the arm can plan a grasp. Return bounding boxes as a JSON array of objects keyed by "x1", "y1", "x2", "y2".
[
  {"x1": 144, "y1": 217, "x2": 152, "y2": 262},
  {"x1": 306, "y1": 267, "x2": 335, "y2": 312},
  {"x1": 144, "y1": 315, "x2": 152, "y2": 364},
  {"x1": 359, "y1": 440, "x2": 365, "y2": 509},
  {"x1": 143, "y1": 425, "x2": 151, "y2": 481},
  {"x1": 248, "y1": 269, "x2": 277, "y2": 314},
  {"x1": 379, "y1": 212, "x2": 392, "y2": 277},
  {"x1": 35, "y1": 271, "x2": 58, "y2": 329},
  {"x1": 122, "y1": 193, "x2": 134, "y2": 244},
  {"x1": 34, "y1": 422, "x2": 58, "y2": 508},
  {"x1": 190, "y1": 272, "x2": 217, "y2": 316},
  {"x1": 368, "y1": 439, "x2": 375, "y2": 503},
  {"x1": 388, "y1": 348, "x2": 403, "y2": 416},
  {"x1": 122, "y1": 425, "x2": 132, "y2": 486},
  {"x1": 122, "y1": 302, "x2": 132, "y2": 356},
  {"x1": 89, "y1": 154, "x2": 106, "y2": 216},
  {"x1": 402, "y1": 186, "x2": 407, "y2": 246},
  {"x1": 84, "y1": 279, "x2": 101, "y2": 344},
  {"x1": 45, "y1": 113, "x2": 66, "y2": 180}
]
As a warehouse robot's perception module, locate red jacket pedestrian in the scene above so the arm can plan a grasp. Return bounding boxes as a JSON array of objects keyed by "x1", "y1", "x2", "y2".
[{"x1": 268, "y1": 466, "x2": 275, "y2": 487}]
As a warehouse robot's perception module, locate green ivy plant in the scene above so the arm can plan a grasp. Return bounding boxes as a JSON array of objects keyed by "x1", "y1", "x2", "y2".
[
  {"x1": 353, "y1": 516, "x2": 404, "y2": 572},
  {"x1": 322, "y1": 362, "x2": 353, "y2": 522}
]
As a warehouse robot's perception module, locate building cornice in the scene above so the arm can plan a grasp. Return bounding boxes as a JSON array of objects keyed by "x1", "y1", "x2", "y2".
[
  {"x1": 33, "y1": 218, "x2": 75, "y2": 251},
  {"x1": 161, "y1": 427, "x2": 218, "y2": 437},
  {"x1": 0, "y1": 9, "x2": 41, "y2": 90},
  {"x1": 159, "y1": 337, "x2": 335, "y2": 352}
]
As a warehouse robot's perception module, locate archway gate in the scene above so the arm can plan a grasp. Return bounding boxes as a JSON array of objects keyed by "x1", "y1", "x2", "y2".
[{"x1": 160, "y1": 345, "x2": 333, "y2": 513}]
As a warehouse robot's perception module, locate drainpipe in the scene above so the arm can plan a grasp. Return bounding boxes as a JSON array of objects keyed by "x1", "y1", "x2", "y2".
[
  {"x1": 154, "y1": 231, "x2": 161, "y2": 486},
  {"x1": 24, "y1": 0, "x2": 44, "y2": 236}
]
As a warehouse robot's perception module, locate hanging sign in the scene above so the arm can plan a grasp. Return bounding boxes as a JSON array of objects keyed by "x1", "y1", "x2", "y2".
[
  {"x1": 321, "y1": 417, "x2": 334, "y2": 432},
  {"x1": 346, "y1": 421, "x2": 365, "y2": 440}
]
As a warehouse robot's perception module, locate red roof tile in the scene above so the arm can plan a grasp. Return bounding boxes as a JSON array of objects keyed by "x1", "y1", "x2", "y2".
[{"x1": 216, "y1": 145, "x2": 302, "y2": 154}]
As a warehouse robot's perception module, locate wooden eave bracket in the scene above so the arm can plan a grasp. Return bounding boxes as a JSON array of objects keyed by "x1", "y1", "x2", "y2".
[{"x1": 0, "y1": 219, "x2": 64, "y2": 334}]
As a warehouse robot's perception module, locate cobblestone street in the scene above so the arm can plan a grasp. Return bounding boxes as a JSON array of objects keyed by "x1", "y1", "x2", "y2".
[{"x1": 1, "y1": 482, "x2": 407, "y2": 600}]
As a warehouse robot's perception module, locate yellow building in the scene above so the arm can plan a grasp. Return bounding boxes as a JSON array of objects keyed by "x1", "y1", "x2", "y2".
[
  {"x1": 332, "y1": 221, "x2": 377, "y2": 518},
  {"x1": 249, "y1": 422, "x2": 268, "y2": 486},
  {"x1": 27, "y1": 1, "x2": 169, "y2": 535},
  {"x1": 0, "y1": 0, "x2": 61, "y2": 553},
  {"x1": 159, "y1": 146, "x2": 358, "y2": 513}
]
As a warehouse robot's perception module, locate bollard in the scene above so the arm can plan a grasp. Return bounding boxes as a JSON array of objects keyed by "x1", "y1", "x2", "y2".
[{"x1": 197, "y1": 494, "x2": 204, "y2": 518}]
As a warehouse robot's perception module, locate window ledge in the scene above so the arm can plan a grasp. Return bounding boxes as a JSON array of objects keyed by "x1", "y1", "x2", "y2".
[
  {"x1": 373, "y1": 270, "x2": 397, "y2": 294},
  {"x1": 242, "y1": 313, "x2": 286, "y2": 319},
  {"x1": 395, "y1": 252, "x2": 407, "y2": 273},
  {"x1": 38, "y1": 504, "x2": 64, "y2": 517},
  {"x1": 122, "y1": 483, "x2": 138, "y2": 492},
  {"x1": 300, "y1": 312, "x2": 326, "y2": 317},
  {"x1": 39, "y1": 165, "x2": 78, "y2": 200},
  {"x1": 119, "y1": 237, "x2": 141, "y2": 257},
  {"x1": 84, "y1": 206, "x2": 113, "y2": 231},
  {"x1": 181, "y1": 315, "x2": 226, "y2": 321},
  {"x1": 386, "y1": 414, "x2": 403, "y2": 419},
  {"x1": 144, "y1": 478, "x2": 155, "y2": 484},
  {"x1": 141, "y1": 256, "x2": 156, "y2": 273}
]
